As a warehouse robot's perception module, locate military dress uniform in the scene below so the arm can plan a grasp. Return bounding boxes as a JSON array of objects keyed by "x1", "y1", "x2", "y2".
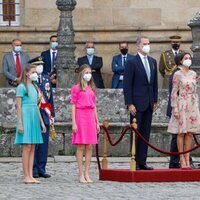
[{"x1": 159, "y1": 49, "x2": 184, "y2": 89}]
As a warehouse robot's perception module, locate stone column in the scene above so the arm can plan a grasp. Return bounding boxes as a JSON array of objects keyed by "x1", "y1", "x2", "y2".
[
  {"x1": 56, "y1": 0, "x2": 77, "y2": 88},
  {"x1": 188, "y1": 11, "x2": 200, "y2": 74}
]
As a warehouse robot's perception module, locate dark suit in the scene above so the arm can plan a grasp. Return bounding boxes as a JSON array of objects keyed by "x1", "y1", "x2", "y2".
[
  {"x1": 33, "y1": 74, "x2": 55, "y2": 176},
  {"x1": 111, "y1": 53, "x2": 134, "y2": 88},
  {"x1": 123, "y1": 54, "x2": 158, "y2": 165},
  {"x1": 41, "y1": 49, "x2": 56, "y2": 88},
  {"x1": 77, "y1": 55, "x2": 105, "y2": 88}
]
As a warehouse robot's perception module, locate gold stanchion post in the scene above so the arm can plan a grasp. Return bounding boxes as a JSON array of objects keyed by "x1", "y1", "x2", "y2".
[
  {"x1": 102, "y1": 117, "x2": 109, "y2": 169},
  {"x1": 130, "y1": 118, "x2": 137, "y2": 171}
]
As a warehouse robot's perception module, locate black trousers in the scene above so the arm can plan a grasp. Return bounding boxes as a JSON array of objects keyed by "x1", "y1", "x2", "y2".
[
  {"x1": 33, "y1": 125, "x2": 50, "y2": 175},
  {"x1": 130, "y1": 105, "x2": 153, "y2": 165}
]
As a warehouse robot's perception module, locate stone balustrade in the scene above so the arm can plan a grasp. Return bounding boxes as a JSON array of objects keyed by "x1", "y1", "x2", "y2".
[{"x1": 0, "y1": 88, "x2": 200, "y2": 157}]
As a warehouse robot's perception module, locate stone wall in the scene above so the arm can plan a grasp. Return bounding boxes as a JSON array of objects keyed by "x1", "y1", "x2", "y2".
[
  {"x1": 0, "y1": 1, "x2": 200, "y2": 87},
  {"x1": 1, "y1": 88, "x2": 200, "y2": 157}
]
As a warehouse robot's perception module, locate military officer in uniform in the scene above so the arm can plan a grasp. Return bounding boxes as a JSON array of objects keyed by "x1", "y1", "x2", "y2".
[
  {"x1": 29, "y1": 56, "x2": 55, "y2": 178},
  {"x1": 159, "y1": 35, "x2": 184, "y2": 88}
]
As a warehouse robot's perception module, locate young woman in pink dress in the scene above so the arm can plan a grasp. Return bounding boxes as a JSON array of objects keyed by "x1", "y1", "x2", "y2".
[
  {"x1": 168, "y1": 52, "x2": 200, "y2": 169},
  {"x1": 71, "y1": 64, "x2": 100, "y2": 183}
]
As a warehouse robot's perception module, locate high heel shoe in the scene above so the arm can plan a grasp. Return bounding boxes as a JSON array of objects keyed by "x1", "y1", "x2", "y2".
[{"x1": 179, "y1": 158, "x2": 187, "y2": 169}]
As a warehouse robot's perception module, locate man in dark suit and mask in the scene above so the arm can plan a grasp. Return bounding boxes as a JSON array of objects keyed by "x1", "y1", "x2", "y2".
[
  {"x1": 41, "y1": 35, "x2": 57, "y2": 88},
  {"x1": 111, "y1": 41, "x2": 134, "y2": 89},
  {"x1": 77, "y1": 41, "x2": 105, "y2": 88},
  {"x1": 123, "y1": 36, "x2": 158, "y2": 170}
]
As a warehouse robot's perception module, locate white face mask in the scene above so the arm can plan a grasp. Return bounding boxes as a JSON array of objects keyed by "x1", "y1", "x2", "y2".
[
  {"x1": 36, "y1": 65, "x2": 43, "y2": 74},
  {"x1": 51, "y1": 42, "x2": 58, "y2": 49},
  {"x1": 182, "y1": 59, "x2": 192, "y2": 68},
  {"x1": 142, "y1": 45, "x2": 150, "y2": 54},
  {"x1": 14, "y1": 46, "x2": 22, "y2": 53},
  {"x1": 86, "y1": 48, "x2": 94, "y2": 56},
  {"x1": 29, "y1": 73, "x2": 38, "y2": 81},
  {"x1": 83, "y1": 73, "x2": 92, "y2": 82}
]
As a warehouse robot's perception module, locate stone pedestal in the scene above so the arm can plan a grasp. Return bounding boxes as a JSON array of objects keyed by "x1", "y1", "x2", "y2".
[
  {"x1": 56, "y1": 0, "x2": 77, "y2": 88},
  {"x1": 188, "y1": 11, "x2": 200, "y2": 74}
]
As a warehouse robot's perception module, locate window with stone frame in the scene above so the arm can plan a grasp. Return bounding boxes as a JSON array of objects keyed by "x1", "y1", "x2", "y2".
[{"x1": 0, "y1": 0, "x2": 20, "y2": 26}]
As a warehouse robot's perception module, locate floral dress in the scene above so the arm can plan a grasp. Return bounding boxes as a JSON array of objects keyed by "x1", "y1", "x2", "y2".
[{"x1": 167, "y1": 70, "x2": 200, "y2": 134}]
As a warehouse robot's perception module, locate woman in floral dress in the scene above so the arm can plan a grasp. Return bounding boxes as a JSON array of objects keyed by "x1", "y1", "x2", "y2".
[{"x1": 168, "y1": 52, "x2": 200, "y2": 169}]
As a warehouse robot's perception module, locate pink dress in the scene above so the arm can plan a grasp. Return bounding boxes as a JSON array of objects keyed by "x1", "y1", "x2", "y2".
[
  {"x1": 167, "y1": 70, "x2": 200, "y2": 134},
  {"x1": 71, "y1": 84, "x2": 97, "y2": 144}
]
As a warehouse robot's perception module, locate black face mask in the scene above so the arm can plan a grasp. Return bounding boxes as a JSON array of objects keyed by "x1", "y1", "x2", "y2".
[
  {"x1": 120, "y1": 48, "x2": 128, "y2": 55},
  {"x1": 172, "y1": 43, "x2": 180, "y2": 51}
]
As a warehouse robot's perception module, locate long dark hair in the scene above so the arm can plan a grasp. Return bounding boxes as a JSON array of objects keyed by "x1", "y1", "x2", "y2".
[
  {"x1": 174, "y1": 52, "x2": 192, "y2": 66},
  {"x1": 20, "y1": 64, "x2": 37, "y2": 96}
]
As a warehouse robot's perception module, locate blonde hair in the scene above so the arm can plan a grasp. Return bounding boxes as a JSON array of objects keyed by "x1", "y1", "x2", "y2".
[
  {"x1": 20, "y1": 64, "x2": 37, "y2": 96},
  {"x1": 77, "y1": 64, "x2": 96, "y2": 91}
]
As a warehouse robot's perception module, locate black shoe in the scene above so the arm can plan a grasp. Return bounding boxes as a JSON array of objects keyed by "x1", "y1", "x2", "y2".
[
  {"x1": 138, "y1": 164, "x2": 153, "y2": 170},
  {"x1": 33, "y1": 174, "x2": 39, "y2": 178},
  {"x1": 169, "y1": 164, "x2": 180, "y2": 169},
  {"x1": 38, "y1": 173, "x2": 51, "y2": 178}
]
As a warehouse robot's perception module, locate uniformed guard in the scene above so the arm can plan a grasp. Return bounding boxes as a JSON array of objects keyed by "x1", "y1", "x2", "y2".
[
  {"x1": 159, "y1": 35, "x2": 184, "y2": 88},
  {"x1": 29, "y1": 56, "x2": 55, "y2": 178}
]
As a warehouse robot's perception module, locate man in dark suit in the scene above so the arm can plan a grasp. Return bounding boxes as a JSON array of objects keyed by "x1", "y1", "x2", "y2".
[
  {"x1": 111, "y1": 41, "x2": 134, "y2": 88},
  {"x1": 41, "y1": 35, "x2": 57, "y2": 88},
  {"x1": 77, "y1": 41, "x2": 105, "y2": 88},
  {"x1": 123, "y1": 36, "x2": 158, "y2": 170},
  {"x1": 3, "y1": 38, "x2": 29, "y2": 87},
  {"x1": 29, "y1": 56, "x2": 55, "y2": 178}
]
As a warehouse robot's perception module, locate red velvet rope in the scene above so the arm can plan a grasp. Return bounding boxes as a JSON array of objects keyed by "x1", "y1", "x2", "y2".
[
  {"x1": 95, "y1": 125, "x2": 200, "y2": 171},
  {"x1": 101, "y1": 125, "x2": 200, "y2": 155},
  {"x1": 100, "y1": 126, "x2": 131, "y2": 146},
  {"x1": 132, "y1": 126, "x2": 200, "y2": 155},
  {"x1": 193, "y1": 134, "x2": 200, "y2": 145}
]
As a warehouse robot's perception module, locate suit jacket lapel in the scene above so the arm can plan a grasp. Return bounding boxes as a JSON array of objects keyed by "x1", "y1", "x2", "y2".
[
  {"x1": 148, "y1": 56, "x2": 155, "y2": 84},
  {"x1": 83, "y1": 56, "x2": 90, "y2": 65},
  {"x1": 136, "y1": 54, "x2": 149, "y2": 83},
  {"x1": 47, "y1": 50, "x2": 52, "y2": 71},
  {"x1": 10, "y1": 52, "x2": 15, "y2": 69},
  {"x1": 91, "y1": 55, "x2": 95, "y2": 66},
  {"x1": 118, "y1": 54, "x2": 122, "y2": 66}
]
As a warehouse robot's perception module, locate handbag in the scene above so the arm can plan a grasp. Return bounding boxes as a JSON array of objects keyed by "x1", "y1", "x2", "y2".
[{"x1": 50, "y1": 124, "x2": 56, "y2": 140}]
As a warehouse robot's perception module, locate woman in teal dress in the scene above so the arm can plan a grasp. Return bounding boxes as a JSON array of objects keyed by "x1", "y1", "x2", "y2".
[{"x1": 15, "y1": 64, "x2": 46, "y2": 184}]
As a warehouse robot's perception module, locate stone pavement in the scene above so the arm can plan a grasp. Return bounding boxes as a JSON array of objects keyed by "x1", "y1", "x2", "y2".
[{"x1": 0, "y1": 156, "x2": 200, "y2": 200}]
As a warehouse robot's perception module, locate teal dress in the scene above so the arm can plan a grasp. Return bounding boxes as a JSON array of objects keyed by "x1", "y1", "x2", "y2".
[{"x1": 15, "y1": 83, "x2": 43, "y2": 144}]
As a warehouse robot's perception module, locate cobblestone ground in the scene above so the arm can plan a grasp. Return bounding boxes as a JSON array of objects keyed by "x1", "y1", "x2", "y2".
[{"x1": 0, "y1": 158, "x2": 200, "y2": 200}]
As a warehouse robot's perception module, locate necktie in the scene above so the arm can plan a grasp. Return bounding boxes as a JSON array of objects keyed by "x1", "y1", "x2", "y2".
[
  {"x1": 15, "y1": 53, "x2": 21, "y2": 77},
  {"x1": 52, "y1": 51, "x2": 56, "y2": 69},
  {"x1": 123, "y1": 56, "x2": 126, "y2": 66},
  {"x1": 175, "y1": 51, "x2": 177, "y2": 55},
  {"x1": 88, "y1": 55, "x2": 92, "y2": 65},
  {"x1": 143, "y1": 56, "x2": 151, "y2": 82}
]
